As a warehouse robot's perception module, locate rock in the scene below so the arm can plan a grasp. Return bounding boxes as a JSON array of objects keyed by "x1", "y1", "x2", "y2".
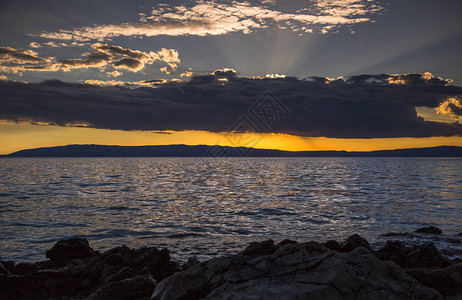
[
  {"x1": 0, "y1": 260, "x2": 15, "y2": 273},
  {"x1": 11, "y1": 262, "x2": 38, "y2": 275},
  {"x1": 324, "y1": 240, "x2": 341, "y2": 252},
  {"x1": 406, "y1": 263, "x2": 462, "y2": 297},
  {"x1": 452, "y1": 257, "x2": 462, "y2": 265},
  {"x1": 341, "y1": 234, "x2": 372, "y2": 253},
  {"x1": 35, "y1": 260, "x2": 55, "y2": 270},
  {"x1": 152, "y1": 241, "x2": 442, "y2": 300},
  {"x1": 103, "y1": 266, "x2": 135, "y2": 284},
  {"x1": 415, "y1": 226, "x2": 442, "y2": 234},
  {"x1": 377, "y1": 241, "x2": 451, "y2": 269},
  {"x1": 46, "y1": 238, "x2": 95, "y2": 267},
  {"x1": 2, "y1": 236, "x2": 457, "y2": 300},
  {"x1": 277, "y1": 239, "x2": 297, "y2": 248},
  {"x1": 0, "y1": 242, "x2": 180, "y2": 299},
  {"x1": 242, "y1": 240, "x2": 277, "y2": 256},
  {"x1": 376, "y1": 240, "x2": 409, "y2": 267},
  {"x1": 380, "y1": 232, "x2": 413, "y2": 237},
  {"x1": 89, "y1": 274, "x2": 157, "y2": 300},
  {"x1": 0, "y1": 267, "x2": 85, "y2": 299},
  {"x1": 0, "y1": 261, "x2": 10, "y2": 275},
  {"x1": 406, "y1": 243, "x2": 451, "y2": 269},
  {"x1": 182, "y1": 258, "x2": 200, "y2": 271}
]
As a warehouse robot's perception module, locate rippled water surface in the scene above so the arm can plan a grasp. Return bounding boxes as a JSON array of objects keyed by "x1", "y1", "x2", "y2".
[{"x1": 1, "y1": 157, "x2": 461, "y2": 262}]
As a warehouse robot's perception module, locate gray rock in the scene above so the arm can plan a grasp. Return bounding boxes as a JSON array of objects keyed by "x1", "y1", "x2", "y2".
[
  {"x1": 46, "y1": 237, "x2": 95, "y2": 267},
  {"x1": 0, "y1": 261, "x2": 10, "y2": 275},
  {"x1": 406, "y1": 243, "x2": 451, "y2": 268},
  {"x1": 406, "y1": 263, "x2": 462, "y2": 298},
  {"x1": 11, "y1": 262, "x2": 38, "y2": 275},
  {"x1": 324, "y1": 240, "x2": 341, "y2": 251},
  {"x1": 377, "y1": 241, "x2": 451, "y2": 269},
  {"x1": 377, "y1": 240, "x2": 409, "y2": 267},
  {"x1": 89, "y1": 274, "x2": 157, "y2": 300},
  {"x1": 0, "y1": 243, "x2": 179, "y2": 299},
  {"x1": 341, "y1": 234, "x2": 372, "y2": 253},
  {"x1": 242, "y1": 239, "x2": 277, "y2": 256},
  {"x1": 415, "y1": 226, "x2": 442, "y2": 234},
  {"x1": 276, "y1": 239, "x2": 297, "y2": 248},
  {"x1": 152, "y1": 242, "x2": 442, "y2": 300},
  {"x1": 182, "y1": 258, "x2": 200, "y2": 271}
]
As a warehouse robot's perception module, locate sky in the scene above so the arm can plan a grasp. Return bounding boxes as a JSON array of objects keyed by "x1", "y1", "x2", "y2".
[{"x1": 1, "y1": 0, "x2": 462, "y2": 154}]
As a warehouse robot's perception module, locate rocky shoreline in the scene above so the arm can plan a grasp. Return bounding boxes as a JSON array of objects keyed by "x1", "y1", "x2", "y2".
[{"x1": 1, "y1": 226, "x2": 461, "y2": 299}]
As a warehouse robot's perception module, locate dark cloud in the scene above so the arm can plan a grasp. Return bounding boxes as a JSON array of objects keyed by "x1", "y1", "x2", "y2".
[
  {"x1": 0, "y1": 47, "x2": 45, "y2": 63},
  {"x1": 92, "y1": 44, "x2": 150, "y2": 61},
  {"x1": 113, "y1": 58, "x2": 144, "y2": 71},
  {"x1": 0, "y1": 47, "x2": 57, "y2": 72},
  {"x1": 0, "y1": 44, "x2": 179, "y2": 74},
  {"x1": 212, "y1": 68, "x2": 238, "y2": 79},
  {"x1": 59, "y1": 51, "x2": 111, "y2": 70},
  {"x1": 345, "y1": 73, "x2": 452, "y2": 86},
  {"x1": 0, "y1": 72, "x2": 461, "y2": 138}
]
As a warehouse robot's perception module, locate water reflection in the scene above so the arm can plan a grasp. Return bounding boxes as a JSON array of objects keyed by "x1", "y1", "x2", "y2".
[{"x1": 0, "y1": 157, "x2": 461, "y2": 262}]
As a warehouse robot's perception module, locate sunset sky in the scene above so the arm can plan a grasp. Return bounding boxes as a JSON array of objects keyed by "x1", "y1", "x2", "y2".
[{"x1": 1, "y1": 0, "x2": 462, "y2": 154}]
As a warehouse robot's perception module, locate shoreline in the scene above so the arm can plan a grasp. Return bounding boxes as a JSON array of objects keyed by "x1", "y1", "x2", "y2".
[{"x1": 1, "y1": 226, "x2": 461, "y2": 299}]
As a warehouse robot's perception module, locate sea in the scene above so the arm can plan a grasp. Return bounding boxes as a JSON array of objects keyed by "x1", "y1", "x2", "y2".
[{"x1": 1, "y1": 157, "x2": 461, "y2": 263}]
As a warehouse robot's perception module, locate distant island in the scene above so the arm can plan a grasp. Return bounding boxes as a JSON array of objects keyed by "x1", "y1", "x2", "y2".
[{"x1": 2, "y1": 144, "x2": 462, "y2": 157}]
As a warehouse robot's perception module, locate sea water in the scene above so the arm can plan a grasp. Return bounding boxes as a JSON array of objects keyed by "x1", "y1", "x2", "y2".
[{"x1": 1, "y1": 157, "x2": 461, "y2": 262}]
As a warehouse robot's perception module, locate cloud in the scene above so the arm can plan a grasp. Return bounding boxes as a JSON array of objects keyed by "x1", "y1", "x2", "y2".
[
  {"x1": 0, "y1": 47, "x2": 48, "y2": 64},
  {"x1": 1, "y1": 71, "x2": 461, "y2": 138},
  {"x1": 93, "y1": 43, "x2": 151, "y2": 62},
  {"x1": 107, "y1": 70, "x2": 122, "y2": 77},
  {"x1": 59, "y1": 51, "x2": 112, "y2": 71},
  {"x1": 28, "y1": 42, "x2": 41, "y2": 48},
  {"x1": 155, "y1": 48, "x2": 180, "y2": 73},
  {"x1": 345, "y1": 72, "x2": 453, "y2": 86},
  {"x1": 28, "y1": 41, "x2": 89, "y2": 48},
  {"x1": 113, "y1": 58, "x2": 144, "y2": 71},
  {"x1": 180, "y1": 70, "x2": 195, "y2": 78},
  {"x1": 436, "y1": 97, "x2": 462, "y2": 120},
  {"x1": 0, "y1": 46, "x2": 58, "y2": 73},
  {"x1": 157, "y1": 48, "x2": 180, "y2": 64},
  {"x1": 0, "y1": 44, "x2": 180, "y2": 74},
  {"x1": 83, "y1": 78, "x2": 181, "y2": 87},
  {"x1": 212, "y1": 68, "x2": 238, "y2": 79},
  {"x1": 160, "y1": 66, "x2": 171, "y2": 74},
  {"x1": 38, "y1": 0, "x2": 383, "y2": 41},
  {"x1": 83, "y1": 79, "x2": 130, "y2": 86},
  {"x1": 43, "y1": 41, "x2": 69, "y2": 48},
  {"x1": 253, "y1": 73, "x2": 287, "y2": 79}
]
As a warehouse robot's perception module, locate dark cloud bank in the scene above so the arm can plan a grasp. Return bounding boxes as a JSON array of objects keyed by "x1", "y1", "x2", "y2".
[{"x1": 1, "y1": 72, "x2": 462, "y2": 138}]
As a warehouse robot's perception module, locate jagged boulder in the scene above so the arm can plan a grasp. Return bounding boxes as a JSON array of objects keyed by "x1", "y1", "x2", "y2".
[
  {"x1": 377, "y1": 241, "x2": 451, "y2": 269},
  {"x1": 0, "y1": 261, "x2": 10, "y2": 275},
  {"x1": 324, "y1": 240, "x2": 341, "y2": 251},
  {"x1": 182, "y1": 258, "x2": 200, "y2": 271},
  {"x1": 242, "y1": 239, "x2": 277, "y2": 256},
  {"x1": 406, "y1": 243, "x2": 451, "y2": 268},
  {"x1": 341, "y1": 234, "x2": 372, "y2": 253},
  {"x1": 152, "y1": 242, "x2": 441, "y2": 300},
  {"x1": 406, "y1": 263, "x2": 462, "y2": 297},
  {"x1": 414, "y1": 226, "x2": 442, "y2": 235},
  {"x1": 45, "y1": 238, "x2": 95, "y2": 267},
  {"x1": 0, "y1": 242, "x2": 179, "y2": 299},
  {"x1": 376, "y1": 240, "x2": 409, "y2": 267},
  {"x1": 89, "y1": 273, "x2": 157, "y2": 300}
]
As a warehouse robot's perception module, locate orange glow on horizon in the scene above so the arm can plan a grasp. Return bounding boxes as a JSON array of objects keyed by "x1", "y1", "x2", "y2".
[{"x1": 1, "y1": 120, "x2": 462, "y2": 155}]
